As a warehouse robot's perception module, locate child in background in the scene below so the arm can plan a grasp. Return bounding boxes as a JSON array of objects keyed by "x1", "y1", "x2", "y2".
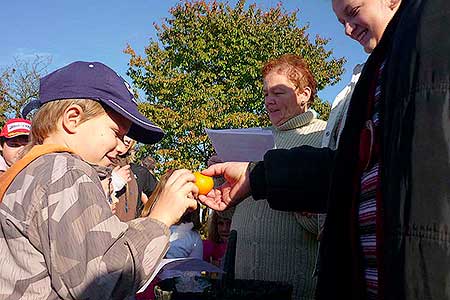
[
  {"x1": 110, "y1": 136, "x2": 139, "y2": 221},
  {"x1": 0, "y1": 118, "x2": 31, "y2": 175},
  {"x1": 166, "y1": 208, "x2": 203, "y2": 259},
  {"x1": 202, "y1": 154, "x2": 233, "y2": 267},
  {"x1": 203, "y1": 209, "x2": 234, "y2": 268},
  {"x1": 0, "y1": 61, "x2": 198, "y2": 300},
  {"x1": 138, "y1": 171, "x2": 203, "y2": 300},
  {"x1": 141, "y1": 170, "x2": 203, "y2": 260}
]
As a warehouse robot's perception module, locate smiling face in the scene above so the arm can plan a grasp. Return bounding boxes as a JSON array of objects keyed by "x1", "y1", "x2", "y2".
[
  {"x1": 333, "y1": 0, "x2": 401, "y2": 53},
  {"x1": 72, "y1": 110, "x2": 131, "y2": 167},
  {"x1": 263, "y1": 70, "x2": 309, "y2": 127}
]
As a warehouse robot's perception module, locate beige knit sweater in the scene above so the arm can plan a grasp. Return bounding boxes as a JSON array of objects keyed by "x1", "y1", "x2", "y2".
[{"x1": 231, "y1": 110, "x2": 326, "y2": 300}]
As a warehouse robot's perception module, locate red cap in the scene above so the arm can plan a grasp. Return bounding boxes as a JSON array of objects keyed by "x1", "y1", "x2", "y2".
[{"x1": 0, "y1": 118, "x2": 32, "y2": 138}]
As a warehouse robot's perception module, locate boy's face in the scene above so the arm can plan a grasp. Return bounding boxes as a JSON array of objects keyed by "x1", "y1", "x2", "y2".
[
  {"x1": 0, "y1": 135, "x2": 29, "y2": 167},
  {"x1": 332, "y1": 0, "x2": 398, "y2": 53},
  {"x1": 72, "y1": 110, "x2": 132, "y2": 167}
]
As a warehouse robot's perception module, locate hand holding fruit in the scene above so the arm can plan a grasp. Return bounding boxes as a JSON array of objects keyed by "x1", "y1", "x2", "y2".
[
  {"x1": 148, "y1": 169, "x2": 198, "y2": 227},
  {"x1": 197, "y1": 162, "x2": 251, "y2": 211}
]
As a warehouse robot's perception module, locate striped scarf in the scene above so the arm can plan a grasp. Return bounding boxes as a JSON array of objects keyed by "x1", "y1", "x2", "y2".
[{"x1": 358, "y1": 59, "x2": 386, "y2": 300}]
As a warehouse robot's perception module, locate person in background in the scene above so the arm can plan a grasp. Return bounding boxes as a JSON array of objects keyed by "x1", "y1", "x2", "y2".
[
  {"x1": 165, "y1": 208, "x2": 203, "y2": 259},
  {"x1": 0, "y1": 61, "x2": 198, "y2": 299},
  {"x1": 0, "y1": 118, "x2": 31, "y2": 176},
  {"x1": 142, "y1": 154, "x2": 158, "y2": 176},
  {"x1": 321, "y1": 63, "x2": 364, "y2": 150},
  {"x1": 230, "y1": 54, "x2": 326, "y2": 300},
  {"x1": 203, "y1": 209, "x2": 234, "y2": 268},
  {"x1": 139, "y1": 170, "x2": 203, "y2": 296},
  {"x1": 141, "y1": 170, "x2": 203, "y2": 260},
  {"x1": 199, "y1": 0, "x2": 450, "y2": 299},
  {"x1": 111, "y1": 136, "x2": 158, "y2": 220},
  {"x1": 110, "y1": 136, "x2": 140, "y2": 221},
  {"x1": 131, "y1": 153, "x2": 159, "y2": 216}
]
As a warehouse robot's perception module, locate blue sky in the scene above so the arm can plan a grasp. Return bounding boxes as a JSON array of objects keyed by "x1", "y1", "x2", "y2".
[{"x1": 1, "y1": 0, "x2": 367, "y2": 103}]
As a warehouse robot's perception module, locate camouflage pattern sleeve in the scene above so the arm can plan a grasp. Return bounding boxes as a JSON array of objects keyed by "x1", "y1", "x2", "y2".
[
  {"x1": 20, "y1": 156, "x2": 170, "y2": 299},
  {"x1": 37, "y1": 167, "x2": 170, "y2": 299},
  {"x1": 0, "y1": 153, "x2": 169, "y2": 299}
]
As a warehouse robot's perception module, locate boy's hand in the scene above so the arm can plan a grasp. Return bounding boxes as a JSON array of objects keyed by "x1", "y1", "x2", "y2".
[{"x1": 148, "y1": 169, "x2": 198, "y2": 227}]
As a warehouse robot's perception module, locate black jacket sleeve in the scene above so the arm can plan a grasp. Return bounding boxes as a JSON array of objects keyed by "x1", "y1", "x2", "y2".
[
  {"x1": 130, "y1": 164, "x2": 157, "y2": 197},
  {"x1": 249, "y1": 145, "x2": 334, "y2": 213}
]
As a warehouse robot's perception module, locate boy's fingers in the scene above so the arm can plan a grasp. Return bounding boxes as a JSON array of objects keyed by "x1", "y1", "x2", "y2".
[
  {"x1": 177, "y1": 182, "x2": 199, "y2": 200},
  {"x1": 170, "y1": 173, "x2": 197, "y2": 193},
  {"x1": 166, "y1": 169, "x2": 194, "y2": 187},
  {"x1": 186, "y1": 198, "x2": 198, "y2": 211}
]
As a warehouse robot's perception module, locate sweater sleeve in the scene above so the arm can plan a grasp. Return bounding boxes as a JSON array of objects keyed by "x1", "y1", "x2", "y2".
[
  {"x1": 35, "y1": 168, "x2": 170, "y2": 300},
  {"x1": 249, "y1": 145, "x2": 334, "y2": 213}
]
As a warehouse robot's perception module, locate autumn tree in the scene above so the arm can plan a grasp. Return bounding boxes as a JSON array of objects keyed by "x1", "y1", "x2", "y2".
[
  {"x1": 125, "y1": 0, "x2": 344, "y2": 173},
  {"x1": 0, "y1": 77, "x2": 8, "y2": 126},
  {"x1": 0, "y1": 55, "x2": 51, "y2": 126}
]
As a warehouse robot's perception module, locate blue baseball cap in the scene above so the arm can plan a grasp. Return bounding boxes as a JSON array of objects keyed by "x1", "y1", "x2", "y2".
[{"x1": 22, "y1": 61, "x2": 164, "y2": 144}]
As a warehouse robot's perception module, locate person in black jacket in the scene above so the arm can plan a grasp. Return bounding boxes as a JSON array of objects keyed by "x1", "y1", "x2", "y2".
[
  {"x1": 198, "y1": 0, "x2": 450, "y2": 299},
  {"x1": 131, "y1": 161, "x2": 158, "y2": 216}
]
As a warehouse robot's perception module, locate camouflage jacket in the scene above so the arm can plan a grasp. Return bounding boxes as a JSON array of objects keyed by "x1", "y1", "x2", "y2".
[{"x1": 0, "y1": 152, "x2": 170, "y2": 299}]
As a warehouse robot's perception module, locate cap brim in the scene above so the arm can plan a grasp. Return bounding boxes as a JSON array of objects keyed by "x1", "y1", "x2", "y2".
[
  {"x1": 103, "y1": 98, "x2": 164, "y2": 144},
  {"x1": 21, "y1": 100, "x2": 42, "y2": 118},
  {"x1": 2, "y1": 131, "x2": 30, "y2": 139}
]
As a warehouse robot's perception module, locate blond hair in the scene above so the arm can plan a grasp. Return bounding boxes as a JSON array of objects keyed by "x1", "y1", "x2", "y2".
[
  {"x1": 21, "y1": 99, "x2": 106, "y2": 156},
  {"x1": 140, "y1": 170, "x2": 173, "y2": 218},
  {"x1": 30, "y1": 99, "x2": 105, "y2": 145}
]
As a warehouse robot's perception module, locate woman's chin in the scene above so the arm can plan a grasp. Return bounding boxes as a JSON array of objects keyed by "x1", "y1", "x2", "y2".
[{"x1": 269, "y1": 113, "x2": 282, "y2": 126}]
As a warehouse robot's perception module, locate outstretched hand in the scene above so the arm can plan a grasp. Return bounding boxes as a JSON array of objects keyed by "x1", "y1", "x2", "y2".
[{"x1": 197, "y1": 161, "x2": 251, "y2": 211}]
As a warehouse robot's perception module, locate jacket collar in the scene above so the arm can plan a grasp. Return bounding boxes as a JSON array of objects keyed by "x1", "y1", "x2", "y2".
[{"x1": 0, "y1": 144, "x2": 73, "y2": 201}]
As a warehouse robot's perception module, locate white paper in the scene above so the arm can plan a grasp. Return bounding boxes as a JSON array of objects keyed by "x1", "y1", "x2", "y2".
[
  {"x1": 206, "y1": 128, "x2": 274, "y2": 162},
  {"x1": 137, "y1": 258, "x2": 224, "y2": 293}
]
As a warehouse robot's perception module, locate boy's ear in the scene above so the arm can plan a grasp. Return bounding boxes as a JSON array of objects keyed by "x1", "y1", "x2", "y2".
[{"x1": 61, "y1": 104, "x2": 84, "y2": 134}]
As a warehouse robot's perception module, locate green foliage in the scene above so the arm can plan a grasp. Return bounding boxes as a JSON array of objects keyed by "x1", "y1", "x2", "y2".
[
  {"x1": 126, "y1": 0, "x2": 345, "y2": 174},
  {"x1": 312, "y1": 96, "x2": 332, "y2": 121},
  {"x1": 0, "y1": 55, "x2": 51, "y2": 127},
  {"x1": 0, "y1": 77, "x2": 8, "y2": 127}
]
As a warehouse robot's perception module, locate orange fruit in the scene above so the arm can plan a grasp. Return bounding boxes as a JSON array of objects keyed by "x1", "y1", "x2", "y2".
[{"x1": 193, "y1": 172, "x2": 214, "y2": 195}]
